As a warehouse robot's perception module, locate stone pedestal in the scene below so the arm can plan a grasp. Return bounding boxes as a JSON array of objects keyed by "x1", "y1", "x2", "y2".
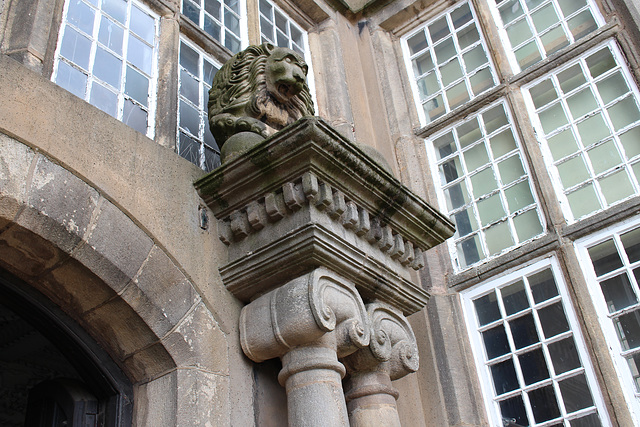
[{"x1": 195, "y1": 117, "x2": 454, "y2": 426}]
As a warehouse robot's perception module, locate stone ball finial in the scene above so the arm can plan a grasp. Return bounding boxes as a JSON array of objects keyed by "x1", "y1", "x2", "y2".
[{"x1": 208, "y1": 43, "x2": 315, "y2": 163}]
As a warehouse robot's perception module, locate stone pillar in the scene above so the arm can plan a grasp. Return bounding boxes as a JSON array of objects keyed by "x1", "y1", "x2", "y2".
[
  {"x1": 240, "y1": 267, "x2": 370, "y2": 427},
  {"x1": 342, "y1": 303, "x2": 418, "y2": 427}
]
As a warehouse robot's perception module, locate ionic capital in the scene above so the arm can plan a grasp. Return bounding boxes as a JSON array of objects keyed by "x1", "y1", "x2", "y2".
[{"x1": 240, "y1": 267, "x2": 370, "y2": 363}]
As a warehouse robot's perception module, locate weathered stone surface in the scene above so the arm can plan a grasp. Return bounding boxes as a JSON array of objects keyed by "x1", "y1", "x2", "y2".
[
  {"x1": 121, "y1": 342, "x2": 176, "y2": 384},
  {"x1": 176, "y1": 369, "x2": 230, "y2": 427},
  {"x1": 0, "y1": 133, "x2": 34, "y2": 227},
  {"x1": 134, "y1": 370, "x2": 178, "y2": 427},
  {"x1": 0, "y1": 223, "x2": 66, "y2": 277}
]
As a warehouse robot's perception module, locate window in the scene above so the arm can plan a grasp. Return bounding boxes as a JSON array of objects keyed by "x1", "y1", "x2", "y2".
[
  {"x1": 258, "y1": 0, "x2": 306, "y2": 55},
  {"x1": 427, "y1": 101, "x2": 545, "y2": 270},
  {"x1": 53, "y1": 0, "x2": 159, "y2": 137},
  {"x1": 576, "y1": 218, "x2": 640, "y2": 421},
  {"x1": 181, "y1": 0, "x2": 246, "y2": 53},
  {"x1": 178, "y1": 39, "x2": 221, "y2": 171},
  {"x1": 461, "y1": 258, "x2": 609, "y2": 426},
  {"x1": 402, "y1": 1, "x2": 498, "y2": 125},
  {"x1": 524, "y1": 42, "x2": 640, "y2": 222},
  {"x1": 489, "y1": 0, "x2": 603, "y2": 72}
]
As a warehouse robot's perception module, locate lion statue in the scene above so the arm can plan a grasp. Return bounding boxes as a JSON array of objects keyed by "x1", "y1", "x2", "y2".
[{"x1": 208, "y1": 43, "x2": 315, "y2": 162}]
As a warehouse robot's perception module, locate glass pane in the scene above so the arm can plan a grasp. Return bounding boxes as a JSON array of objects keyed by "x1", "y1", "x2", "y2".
[
  {"x1": 615, "y1": 310, "x2": 640, "y2": 350},
  {"x1": 471, "y1": 167, "x2": 498, "y2": 195},
  {"x1": 444, "y1": 183, "x2": 470, "y2": 211},
  {"x1": 180, "y1": 69, "x2": 199, "y2": 105},
  {"x1": 204, "y1": 143, "x2": 220, "y2": 171},
  {"x1": 539, "y1": 102, "x2": 568, "y2": 134},
  {"x1": 626, "y1": 353, "x2": 640, "y2": 392},
  {"x1": 440, "y1": 156, "x2": 463, "y2": 185},
  {"x1": 470, "y1": 68, "x2": 494, "y2": 96},
  {"x1": 571, "y1": 413, "x2": 603, "y2": 427},
  {"x1": 620, "y1": 126, "x2": 640, "y2": 158},
  {"x1": 599, "y1": 170, "x2": 634, "y2": 205},
  {"x1": 464, "y1": 144, "x2": 489, "y2": 171},
  {"x1": 451, "y1": 3, "x2": 472, "y2": 28},
  {"x1": 94, "y1": 47, "x2": 122, "y2": 88},
  {"x1": 530, "y1": 79, "x2": 558, "y2": 109},
  {"x1": 457, "y1": 233, "x2": 482, "y2": 267},
  {"x1": 531, "y1": 4, "x2": 560, "y2": 32},
  {"x1": 180, "y1": 42, "x2": 200, "y2": 77},
  {"x1": 98, "y1": 16, "x2": 124, "y2": 55},
  {"x1": 586, "y1": 47, "x2": 616, "y2": 78},
  {"x1": 541, "y1": 25, "x2": 569, "y2": 55},
  {"x1": 125, "y1": 66, "x2": 149, "y2": 106},
  {"x1": 205, "y1": 0, "x2": 221, "y2": 19},
  {"x1": 67, "y1": 0, "x2": 95, "y2": 35},
  {"x1": 424, "y1": 95, "x2": 446, "y2": 121},
  {"x1": 440, "y1": 58, "x2": 463, "y2": 86},
  {"x1": 413, "y1": 52, "x2": 435, "y2": 76},
  {"x1": 103, "y1": 0, "x2": 127, "y2": 24},
  {"x1": 429, "y1": 16, "x2": 450, "y2": 43},
  {"x1": 259, "y1": 0, "x2": 272, "y2": 18},
  {"x1": 500, "y1": 0, "x2": 525, "y2": 24},
  {"x1": 60, "y1": 27, "x2": 92, "y2": 70},
  {"x1": 203, "y1": 60, "x2": 218, "y2": 84},
  {"x1": 180, "y1": 100, "x2": 201, "y2": 137},
  {"x1": 224, "y1": 32, "x2": 241, "y2": 53},
  {"x1": 484, "y1": 104, "x2": 509, "y2": 134},
  {"x1": 457, "y1": 25, "x2": 479, "y2": 50},
  {"x1": 462, "y1": 45, "x2": 488, "y2": 71},
  {"x1": 435, "y1": 37, "x2": 456, "y2": 64},
  {"x1": 558, "y1": 64, "x2": 587, "y2": 94},
  {"x1": 453, "y1": 207, "x2": 479, "y2": 236},
  {"x1": 505, "y1": 181, "x2": 535, "y2": 211},
  {"x1": 226, "y1": 8, "x2": 240, "y2": 36},
  {"x1": 55, "y1": 61, "x2": 88, "y2": 98},
  {"x1": 458, "y1": 118, "x2": 482, "y2": 147},
  {"x1": 557, "y1": 155, "x2": 589, "y2": 188},
  {"x1": 483, "y1": 324, "x2": 511, "y2": 359},
  {"x1": 478, "y1": 194, "x2": 505, "y2": 225},
  {"x1": 407, "y1": 31, "x2": 428, "y2": 55},
  {"x1": 587, "y1": 140, "x2": 621, "y2": 174},
  {"x1": 486, "y1": 221, "x2": 514, "y2": 255},
  {"x1": 548, "y1": 128, "x2": 578, "y2": 161},
  {"x1": 515, "y1": 40, "x2": 543, "y2": 69},
  {"x1": 539, "y1": 302, "x2": 570, "y2": 337},
  {"x1": 183, "y1": 0, "x2": 199, "y2": 23},
  {"x1": 290, "y1": 26, "x2": 303, "y2": 47},
  {"x1": 608, "y1": 97, "x2": 640, "y2": 131},
  {"x1": 447, "y1": 81, "x2": 471, "y2": 109},
  {"x1": 520, "y1": 347, "x2": 550, "y2": 385},
  {"x1": 567, "y1": 183, "x2": 601, "y2": 218},
  {"x1": 557, "y1": 0, "x2": 587, "y2": 16},
  {"x1": 417, "y1": 73, "x2": 439, "y2": 99},
  {"x1": 576, "y1": 113, "x2": 611, "y2": 147},
  {"x1": 434, "y1": 132, "x2": 456, "y2": 160},
  {"x1": 90, "y1": 83, "x2": 118, "y2": 117},
  {"x1": 490, "y1": 130, "x2": 517, "y2": 158},
  {"x1": 500, "y1": 396, "x2": 529, "y2": 427},
  {"x1": 622, "y1": 227, "x2": 640, "y2": 263},
  {"x1": 567, "y1": 88, "x2": 598, "y2": 119},
  {"x1": 498, "y1": 155, "x2": 525, "y2": 184},
  {"x1": 260, "y1": 16, "x2": 273, "y2": 41},
  {"x1": 528, "y1": 385, "x2": 561, "y2": 422},
  {"x1": 502, "y1": 280, "x2": 529, "y2": 315},
  {"x1": 507, "y1": 19, "x2": 533, "y2": 47},
  {"x1": 568, "y1": 10, "x2": 597, "y2": 40},
  {"x1": 491, "y1": 358, "x2": 520, "y2": 394},
  {"x1": 588, "y1": 238, "x2": 623, "y2": 276},
  {"x1": 475, "y1": 292, "x2": 501, "y2": 326},
  {"x1": 600, "y1": 273, "x2": 637, "y2": 312},
  {"x1": 513, "y1": 209, "x2": 543, "y2": 241},
  {"x1": 122, "y1": 99, "x2": 147, "y2": 134},
  {"x1": 130, "y1": 5, "x2": 155, "y2": 44},
  {"x1": 549, "y1": 337, "x2": 581, "y2": 374},
  {"x1": 597, "y1": 71, "x2": 629, "y2": 104},
  {"x1": 510, "y1": 313, "x2": 540, "y2": 349},
  {"x1": 559, "y1": 374, "x2": 593, "y2": 412},
  {"x1": 179, "y1": 132, "x2": 200, "y2": 165},
  {"x1": 205, "y1": 15, "x2": 222, "y2": 41},
  {"x1": 529, "y1": 269, "x2": 558, "y2": 303},
  {"x1": 127, "y1": 36, "x2": 153, "y2": 75}
]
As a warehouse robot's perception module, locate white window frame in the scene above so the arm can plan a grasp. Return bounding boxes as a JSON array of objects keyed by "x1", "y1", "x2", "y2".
[
  {"x1": 488, "y1": 0, "x2": 605, "y2": 73},
  {"x1": 461, "y1": 256, "x2": 610, "y2": 426},
  {"x1": 522, "y1": 40, "x2": 640, "y2": 223},
  {"x1": 575, "y1": 216, "x2": 640, "y2": 423},
  {"x1": 426, "y1": 99, "x2": 546, "y2": 271},
  {"x1": 177, "y1": 37, "x2": 222, "y2": 171},
  {"x1": 52, "y1": 0, "x2": 159, "y2": 138},
  {"x1": 401, "y1": 0, "x2": 499, "y2": 126},
  {"x1": 181, "y1": 0, "x2": 248, "y2": 53}
]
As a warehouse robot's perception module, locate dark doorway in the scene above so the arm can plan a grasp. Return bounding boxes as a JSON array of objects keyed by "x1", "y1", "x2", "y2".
[{"x1": 0, "y1": 268, "x2": 132, "y2": 427}]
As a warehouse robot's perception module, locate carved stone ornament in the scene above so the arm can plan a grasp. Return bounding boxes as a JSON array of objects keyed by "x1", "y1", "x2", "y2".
[{"x1": 208, "y1": 43, "x2": 315, "y2": 163}]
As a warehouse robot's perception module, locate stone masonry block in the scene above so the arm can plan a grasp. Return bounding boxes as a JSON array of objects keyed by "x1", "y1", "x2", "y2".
[
  {"x1": 74, "y1": 200, "x2": 154, "y2": 293},
  {"x1": 176, "y1": 368, "x2": 230, "y2": 427},
  {"x1": 134, "y1": 371, "x2": 178, "y2": 427},
  {"x1": 0, "y1": 134, "x2": 35, "y2": 227},
  {"x1": 122, "y1": 341, "x2": 176, "y2": 384},
  {"x1": 0, "y1": 223, "x2": 66, "y2": 277},
  {"x1": 122, "y1": 246, "x2": 199, "y2": 338},
  {"x1": 163, "y1": 302, "x2": 229, "y2": 374}
]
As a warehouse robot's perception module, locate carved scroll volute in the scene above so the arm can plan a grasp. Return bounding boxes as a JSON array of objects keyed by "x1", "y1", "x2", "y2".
[{"x1": 240, "y1": 267, "x2": 370, "y2": 363}]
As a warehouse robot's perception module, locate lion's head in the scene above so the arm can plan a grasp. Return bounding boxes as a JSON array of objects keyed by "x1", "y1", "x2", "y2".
[{"x1": 208, "y1": 43, "x2": 315, "y2": 147}]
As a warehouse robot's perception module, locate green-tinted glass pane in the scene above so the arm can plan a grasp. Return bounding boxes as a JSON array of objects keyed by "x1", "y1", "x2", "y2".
[
  {"x1": 424, "y1": 95, "x2": 446, "y2": 121},
  {"x1": 447, "y1": 81, "x2": 470, "y2": 109},
  {"x1": 599, "y1": 170, "x2": 635, "y2": 204},
  {"x1": 490, "y1": 130, "x2": 517, "y2": 158},
  {"x1": 568, "y1": 10, "x2": 598, "y2": 40},
  {"x1": 434, "y1": 132, "x2": 456, "y2": 160},
  {"x1": 586, "y1": 47, "x2": 617, "y2": 78},
  {"x1": 458, "y1": 25, "x2": 480, "y2": 50},
  {"x1": 125, "y1": 66, "x2": 149, "y2": 107},
  {"x1": 464, "y1": 144, "x2": 490, "y2": 171},
  {"x1": 633, "y1": 162, "x2": 640, "y2": 186},
  {"x1": 530, "y1": 79, "x2": 558, "y2": 108},
  {"x1": 505, "y1": 181, "x2": 535, "y2": 211},
  {"x1": 588, "y1": 238, "x2": 623, "y2": 276},
  {"x1": 470, "y1": 68, "x2": 494, "y2": 96},
  {"x1": 506, "y1": 19, "x2": 533, "y2": 47},
  {"x1": 408, "y1": 31, "x2": 428, "y2": 55},
  {"x1": 567, "y1": 88, "x2": 598, "y2": 119},
  {"x1": 608, "y1": 97, "x2": 640, "y2": 131},
  {"x1": 514, "y1": 209, "x2": 543, "y2": 240},
  {"x1": 471, "y1": 167, "x2": 499, "y2": 195},
  {"x1": 444, "y1": 182, "x2": 471, "y2": 211},
  {"x1": 558, "y1": 0, "x2": 587, "y2": 16},
  {"x1": 540, "y1": 25, "x2": 569, "y2": 56},
  {"x1": 463, "y1": 45, "x2": 489, "y2": 71},
  {"x1": 531, "y1": 3, "x2": 560, "y2": 32},
  {"x1": 499, "y1": 155, "x2": 525, "y2": 184},
  {"x1": 516, "y1": 40, "x2": 543, "y2": 69},
  {"x1": 597, "y1": 71, "x2": 629, "y2": 104},
  {"x1": 441, "y1": 58, "x2": 464, "y2": 86},
  {"x1": 567, "y1": 183, "x2": 601, "y2": 218},
  {"x1": 413, "y1": 51, "x2": 435, "y2": 76},
  {"x1": 588, "y1": 140, "x2": 622, "y2": 174},
  {"x1": 484, "y1": 104, "x2": 509, "y2": 134},
  {"x1": 557, "y1": 154, "x2": 590, "y2": 188},
  {"x1": 500, "y1": 0, "x2": 524, "y2": 24},
  {"x1": 486, "y1": 221, "x2": 514, "y2": 255},
  {"x1": 429, "y1": 16, "x2": 450, "y2": 43},
  {"x1": 417, "y1": 73, "x2": 440, "y2": 100},
  {"x1": 458, "y1": 117, "x2": 482, "y2": 147},
  {"x1": 577, "y1": 113, "x2": 611, "y2": 146},
  {"x1": 547, "y1": 128, "x2": 579, "y2": 160},
  {"x1": 620, "y1": 126, "x2": 640, "y2": 158},
  {"x1": 539, "y1": 102, "x2": 568, "y2": 134},
  {"x1": 478, "y1": 194, "x2": 506, "y2": 225},
  {"x1": 451, "y1": 2, "x2": 473, "y2": 28},
  {"x1": 558, "y1": 64, "x2": 586, "y2": 94},
  {"x1": 435, "y1": 37, "x2": 456, "y2": 64}
]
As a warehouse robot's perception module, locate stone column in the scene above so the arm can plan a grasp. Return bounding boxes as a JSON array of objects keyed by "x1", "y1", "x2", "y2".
[
  {"x1": 342, "y1": 303, "x2": 419, "y2": 427},
  {"x1": 240, "y1": 267, "x2": 370, "y2": 427}
]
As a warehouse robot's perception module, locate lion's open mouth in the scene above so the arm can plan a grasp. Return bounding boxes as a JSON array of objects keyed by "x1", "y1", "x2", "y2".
[{"x1": 277, "y1": 83, "x2": 301, "y2": 100}]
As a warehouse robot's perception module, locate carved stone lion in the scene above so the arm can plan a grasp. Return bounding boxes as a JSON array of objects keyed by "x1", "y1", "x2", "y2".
[{"x1": 208, "y1": 43, "x2": 315, "y2": 162}]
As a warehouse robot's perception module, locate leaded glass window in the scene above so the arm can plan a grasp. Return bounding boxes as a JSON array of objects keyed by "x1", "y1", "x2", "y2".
[
  {"x1": 490, "y1": 0, "x2": 603, "y2": 71},
  {"x1": 462, "y1": 259, "x2": 609, "y2": 426},
  {"x1": 182, "y1": 0, "x2": 245, "y2": 53},
  {"x1": 178, "y1": 40, "x2": 221, "y2": 172},
  {"x1": 428, "y1": 100, "x2": 544, "y2": 270},
  {"x1": 53, "y1": 0, "x2": 159, "y2": 137},
  {"x1": 402, "y1": 1, "x2": 498, "y2": 125},
  {"x1": 258, "y1": 0, "x2": 306, "y2": 55},
  {"x1": 524, "y1": 42, "x2": 640, "y2": 223}
]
